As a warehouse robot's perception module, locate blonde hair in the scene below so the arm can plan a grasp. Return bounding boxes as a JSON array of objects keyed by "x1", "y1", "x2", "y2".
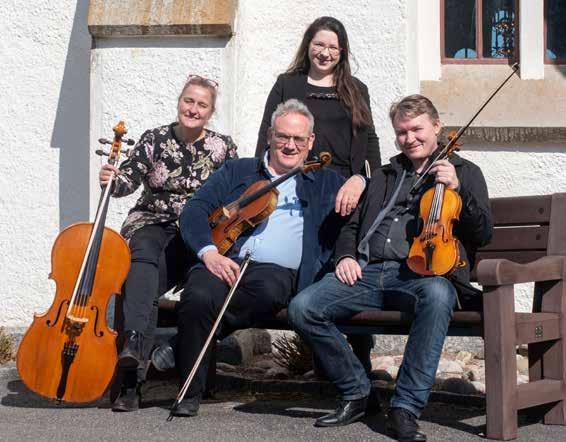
[
  {"x1": 178, "y1": 76, "x2": 218, "y2": 110},
  {"x1": 389, "y1": 94, "x2": 439, "y2": 123}
]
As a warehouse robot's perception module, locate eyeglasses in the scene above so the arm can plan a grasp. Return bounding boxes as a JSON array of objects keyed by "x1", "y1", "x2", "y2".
[
  {"x1": 186, "y1": 74, "x2": 219, "y2": 89},
  {"x1": 310, "y1": 42, "x2": 341, "y2": 58},
  {"x1": 272, "y1": 132, "x2": 311, "y2": 148}
]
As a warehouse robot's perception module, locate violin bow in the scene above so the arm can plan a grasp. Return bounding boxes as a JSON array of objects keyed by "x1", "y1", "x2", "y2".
[
  {"x1": 411, "y1": 62, "x2": 519, "y2": 193},
  {"x1": 167, "y1": 251, "x2": 253, "y2": 421}
]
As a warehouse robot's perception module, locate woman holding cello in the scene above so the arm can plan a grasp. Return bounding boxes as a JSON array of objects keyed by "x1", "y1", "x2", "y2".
[{"x1": 99, "y1": 74, "x2": 237, "y2": 411}]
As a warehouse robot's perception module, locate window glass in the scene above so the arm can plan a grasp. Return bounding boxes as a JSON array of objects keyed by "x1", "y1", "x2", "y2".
[
  {"x1": 445, "y1": 0, "x2": 476, "y2": 59},
  {"x1": 547, "y1": 0, "x2": 566, "y2": 60},
  {"x1": 482, "y1": 0, "x2": 516, "y2": 58},
  {"x1": 443, "y1": 0, "x2": 516, "y2": 61}
]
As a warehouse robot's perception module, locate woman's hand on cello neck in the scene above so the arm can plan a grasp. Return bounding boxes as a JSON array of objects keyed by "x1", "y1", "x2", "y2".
[{"x1": 99, "y1": 164, "x2": 121, "y2": 187}]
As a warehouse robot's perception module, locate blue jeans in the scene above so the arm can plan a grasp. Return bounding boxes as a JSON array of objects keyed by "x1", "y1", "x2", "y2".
[{"x1": 288, "y1": 261, "x2": 456, "y2": 417}]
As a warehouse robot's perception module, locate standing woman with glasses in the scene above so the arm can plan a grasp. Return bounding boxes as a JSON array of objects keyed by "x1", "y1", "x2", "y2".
[
  {"x1": 255, "y1": 16, "x2": 381, "y2": 374},
  {"x1": 256, "y1": 16, "x2": 380, "y2": 217},
  {"x1": 99, "y1": 74, "x2": 238, "y2": 412}
]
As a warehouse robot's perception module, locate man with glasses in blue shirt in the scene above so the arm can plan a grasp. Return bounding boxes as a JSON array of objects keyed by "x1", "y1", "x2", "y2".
[{"x1": 170, "y1": 98, "x2": 347, "y2": 417}]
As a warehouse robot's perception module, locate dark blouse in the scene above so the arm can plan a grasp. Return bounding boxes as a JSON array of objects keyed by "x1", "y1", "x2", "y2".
[
  {"x1": 304, "y1": 83, "x2": 352, "y2": 177},
  {"x1": 255, "y1": 73, "x2": 381, "y2": 178},
  {"x1": 112, "y1": 123, "x2": 238, "y2": 239}
]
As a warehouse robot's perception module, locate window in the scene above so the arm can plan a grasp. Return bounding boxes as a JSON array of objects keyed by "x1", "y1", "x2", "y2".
[
  {"x1": 442, "y1": 0, "x2": 518, "y2": 63},
  {"x1": 545, "y1": 0, "x2": 566, "y2": 63}
]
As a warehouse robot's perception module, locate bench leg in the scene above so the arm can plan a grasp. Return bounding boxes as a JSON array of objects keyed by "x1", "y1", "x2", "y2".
[
  {"x1": 483, "y1": 284, "x2": 518, "y2": 440},
  {"x1": 538, "y1": 280, "x2": 566, "y2": 426}
]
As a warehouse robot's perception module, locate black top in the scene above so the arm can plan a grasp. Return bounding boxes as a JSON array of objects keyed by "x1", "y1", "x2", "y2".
[
  {"x1": 368, "y1": 169, "x2": 421, "y2": 261},
  {"x1": 304, "y1": 83, "x2": 352, "y2": 176},
  {"x1": 255, "y1": 73, "x2": 381, "y2": 178}
]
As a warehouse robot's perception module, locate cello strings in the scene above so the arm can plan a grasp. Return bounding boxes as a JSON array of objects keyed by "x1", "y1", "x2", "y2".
[{"x1": 66, "y1": 175, "x2": 114, "y2": 321}]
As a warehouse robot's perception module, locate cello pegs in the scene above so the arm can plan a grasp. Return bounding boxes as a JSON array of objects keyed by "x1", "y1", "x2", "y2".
[
  {"x1": 98, "y1": 138, "x2": 112, "y2": 145},
  {"x1": 125, "y1": 138, "x2": 135, "y2": 146},
  {"x1": 95, "y1": 149, "x2": 109, "y2": 157}
]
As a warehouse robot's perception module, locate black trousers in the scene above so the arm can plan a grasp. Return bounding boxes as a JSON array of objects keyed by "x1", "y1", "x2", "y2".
[
  {"x1": 176, "y1": 262, "x2": 296, "y2": 397},
  {"x1": 120, "y1": 222, "x2": 195, "y2": 384}
]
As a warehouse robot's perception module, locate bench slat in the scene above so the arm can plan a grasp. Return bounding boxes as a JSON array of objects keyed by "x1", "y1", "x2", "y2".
[
  {"x1": 490, "y1": 195, "x2": 552, "y2": 225},
  {"x1": 516, "y1": 379, "x2": 564, "y2": 410},
  {"x1": 515, "y1": 312, "x2": 561, "y2": 344},
  {"x1": 482, "y1": 226, "x2": 549, "y2": 251},
  {"x1": 475, "y1": 250, "x2": 547, "y2": 265}
]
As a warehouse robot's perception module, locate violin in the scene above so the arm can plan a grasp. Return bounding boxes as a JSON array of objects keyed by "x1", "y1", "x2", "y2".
[
  {"x1": 16, "y1": 122, "x2": 133, "y2": 403},
  {"x1": 209, "y1": 152, "x2": 332, "y2": 255},
  {"x1": 406, "y1": 134, "x2": 463, "y2": 276},
  {"x1": 407, "y1": 63, "x2": 519, "y2": 276}
]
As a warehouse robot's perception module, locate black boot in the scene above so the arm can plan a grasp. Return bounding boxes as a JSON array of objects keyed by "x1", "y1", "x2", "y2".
[
  {"x1": 112, "y1": 383, "x2": 141, "y2": 412},
  {"x1": 366, "y1": 387, "x2": 383, "y2": 414},
  {"x1": 118, "y1": 330, "x2": 144, "y2": 369},
  {"x1": 314, "y1": 397, "x2": 367, "y2": 427},
  {"x1": 387, "y1": 407, "x2": 427, "y2": 442},
  {"x1": 171, "y1": 394, "x2": 201, "y2": 417}
]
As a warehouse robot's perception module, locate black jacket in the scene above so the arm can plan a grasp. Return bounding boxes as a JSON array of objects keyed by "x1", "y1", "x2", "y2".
[
  {"x1": 335, "y1": 151, "x2": 493, "y2": 309},
  {"x1": 255, "y1": 73, "x2": 381, "y2": 176}
]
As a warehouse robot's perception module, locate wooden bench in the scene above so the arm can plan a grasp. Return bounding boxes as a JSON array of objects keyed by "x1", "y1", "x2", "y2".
[{"x1": 158, "y1": 192, "x2": 566, "y2": 440}]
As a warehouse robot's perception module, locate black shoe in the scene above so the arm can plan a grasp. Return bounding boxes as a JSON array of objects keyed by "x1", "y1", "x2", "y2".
[
  {"x1": 366, "y1": 388, "x2": 383, "y2": 414},
  {"x1": 150, "y1": 342, "x2": 175, "y2": 372},
  {"x1": 112, "y1": 385, "x2": 141, "y2": 412},
  {"x1": 314, "y1": 397, "x2": 367, "y2": 427},
  {"x1": 171, "y1": 395, "x2": 201, "y2": 417},
  {"x1": 118, "y1": 330, "x2": 144, "y2": 369},
  {"x1": 387, "y1": 407, "x2": 427, "y2": 442}
]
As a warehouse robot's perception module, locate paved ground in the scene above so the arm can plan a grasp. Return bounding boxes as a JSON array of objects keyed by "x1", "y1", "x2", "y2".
[{"x1": 1, "y1": 363, "x2": 564, "y2": 441}]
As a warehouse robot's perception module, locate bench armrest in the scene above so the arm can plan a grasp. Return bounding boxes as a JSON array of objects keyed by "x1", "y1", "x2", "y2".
[{"x1": 477, "y1": 255, "x2": 566, "y2": 286}]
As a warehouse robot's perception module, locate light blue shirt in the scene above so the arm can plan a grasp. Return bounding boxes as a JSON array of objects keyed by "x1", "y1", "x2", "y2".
[
  {"x1": 198, "y1": 154, "x2": 305, "y2": 269},
  {"x1": 236, "y1": 171, "x2": 304, "y2": 269}
]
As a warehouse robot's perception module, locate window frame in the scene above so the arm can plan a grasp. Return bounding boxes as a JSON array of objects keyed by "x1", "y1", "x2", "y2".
[
  {"x1": 544, "y1": 0, "x2": 566, "y2": 64},
  {"x1": 441, "y1": 0, "x2": 519, "y2": 64}
]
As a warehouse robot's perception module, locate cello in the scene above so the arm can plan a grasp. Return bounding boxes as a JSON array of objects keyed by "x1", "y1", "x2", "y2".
[
  {"x1": 16, "y1": 122, "x2": 133, "y2": 403},
  {"x1": 407, "y1": 63, "x2": 519, "y2": 276}
]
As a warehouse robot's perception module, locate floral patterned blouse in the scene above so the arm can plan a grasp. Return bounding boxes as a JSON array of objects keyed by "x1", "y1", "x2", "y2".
[{"x1": 112, "y1": 123, "x2": 238, "y2": 239}]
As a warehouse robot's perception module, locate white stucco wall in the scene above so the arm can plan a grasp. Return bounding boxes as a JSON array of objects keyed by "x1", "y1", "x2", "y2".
[
  {"x1": 1, "y1": 0, "x2": 92, "y2": 330},
  {"x1": 2, "y1": 0, "x2": 565, "y2": 329}
]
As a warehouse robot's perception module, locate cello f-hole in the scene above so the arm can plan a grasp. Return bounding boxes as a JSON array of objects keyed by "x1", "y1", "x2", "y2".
[
  {"x1": 46, "y1": 300, "x2": 69, "y2": 328},
  {"x1": 90, "y1": 305, "x2": 104, "y2": 338}
]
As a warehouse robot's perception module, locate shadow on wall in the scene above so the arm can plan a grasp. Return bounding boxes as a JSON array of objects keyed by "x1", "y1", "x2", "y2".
[
  {"x1": 550, "y1": 64, "x2": 566, "y2": 78},
  {"x1": 50, "y1": 0, "x2": 91, "y2": 230}
]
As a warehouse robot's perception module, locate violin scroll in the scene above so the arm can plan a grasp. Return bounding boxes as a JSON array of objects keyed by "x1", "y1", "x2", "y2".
[{"x1": 303, "y1": 151, "x2": 332, "y2": 173}]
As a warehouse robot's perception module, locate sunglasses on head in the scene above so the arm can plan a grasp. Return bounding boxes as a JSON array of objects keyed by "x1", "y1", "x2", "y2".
[{"x1": 186, "y1": 74, "x2": 219, "y2": 89}]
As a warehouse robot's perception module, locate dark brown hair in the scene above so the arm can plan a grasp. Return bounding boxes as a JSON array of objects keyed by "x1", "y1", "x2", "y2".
[{"x1": 286, "y1": 16, "x2": 372, "y2": 131}]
